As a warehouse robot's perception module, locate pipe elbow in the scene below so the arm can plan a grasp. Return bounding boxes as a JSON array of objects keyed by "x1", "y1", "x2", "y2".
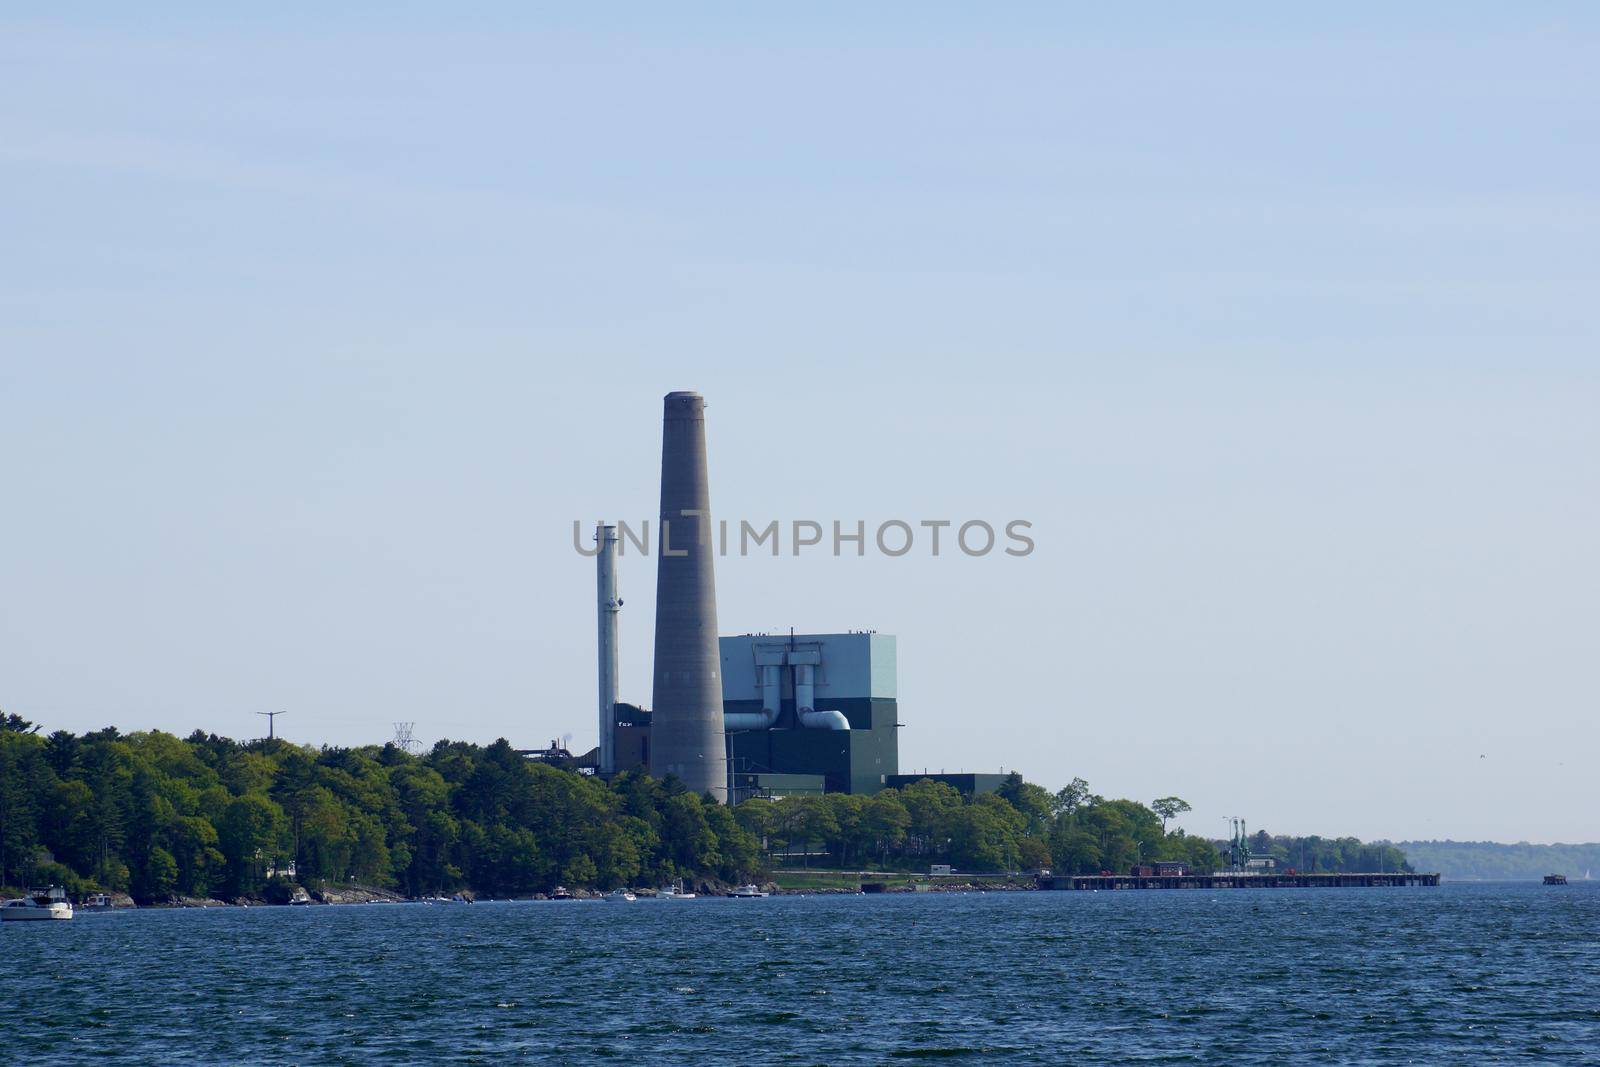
[{"x1": 800, "y1": 709, "x2": 850, "y2": 731}]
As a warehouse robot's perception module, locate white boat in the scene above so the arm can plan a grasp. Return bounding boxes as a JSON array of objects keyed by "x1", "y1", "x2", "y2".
[
  {"x1": 80, "y1": 893, "x2": 112, "y2": 910},
  {"x1": 728, "y1": 884, "x2": 768, "y2": 898},
  {"x1": 2, "y1": 888, "x2": 74, "y2": 921},
  {"x1": 657, "y1": 881, "x2": 696, "y2": 900},
  {"x1": 607, "y1": 889, "x2": 637, "y2": 902}
]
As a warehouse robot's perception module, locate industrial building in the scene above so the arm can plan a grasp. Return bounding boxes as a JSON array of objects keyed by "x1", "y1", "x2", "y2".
[
  {"x1": 603, "y1": 632, "x2": 901, "y2": 800},
  {"x1": 721, "y1": 632, "x2": 898, "y2": 798},
  {"x1": 581, "y1": 390, "x2": 927, "y2": 801}
]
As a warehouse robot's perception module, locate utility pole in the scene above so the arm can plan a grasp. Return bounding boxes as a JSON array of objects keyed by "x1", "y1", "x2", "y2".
[{"x1": 257, "y1": 710, "x2": 286, "y2": 740}]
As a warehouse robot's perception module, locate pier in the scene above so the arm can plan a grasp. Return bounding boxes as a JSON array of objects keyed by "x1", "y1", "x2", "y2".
[{"x1": 1039, "y1": 871, "x2": 1439, "y2": 891}]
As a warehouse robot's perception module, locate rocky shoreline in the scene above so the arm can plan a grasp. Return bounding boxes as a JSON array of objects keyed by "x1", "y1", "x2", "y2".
[{"x1": 23, "y1": 877, "x2": 1038, "y2": 909}]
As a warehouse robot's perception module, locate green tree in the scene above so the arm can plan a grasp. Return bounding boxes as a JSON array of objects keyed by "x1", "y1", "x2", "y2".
[
  {"x1": 170, "y1": 815, "x2": 225, "y2": 897},
  {"x1": 859, "y1": 792, "x2": 909, "y2": 865},
  {"x1": 561, "y1": 854, "x2": 597, "y2": 886},
  {"x1": 898, "y1": 779, "x2": 962, "y2": 859},
  {"x1": 949, "y1": 794, "x2": 1025, "y2": 871},
  {"x1": 1052, "y1": 777, "x2": 1093, "y2": 817},
  {"x1": 0, "y1": 731, "x2": 48, "y2": 887},
  {"x1": 703, "y1": 801, "x2": 760, "y2": 882},
  {"x1": 824, "y1": 793, "x2": 868, "y2": 865},
  {"x1": 660, "y1": 792, "x2": 719, "y2": 873},
  {"x1": 995, "y1": 773, "x2": 1054, "y2": 835},
  {"x1": 43, "y1": 730, "x2": 79, "y2": 777},
  {"x1": 771, "y1": 796, "x2": 839, "y2": 867},
  {"x1": 733, "y1": 799, "x2": 774, "y2": 846},
  {"x1": 1018, "y1": 836, "x2": 1053, "y2": 872},
  {"x1": 146, "y1": 846, "x2": 179, "y2": 897},
  {"x1": 1151, "y1": 796, "x2": 1192, "y2": 831},
  {"x1": 218, "y1": 793, "x2": 284, "y2": 896}
]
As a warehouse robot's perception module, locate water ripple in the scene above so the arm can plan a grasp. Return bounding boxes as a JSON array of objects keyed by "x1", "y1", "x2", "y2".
[{"x1": 2, "y1": 884, "x2": 1598, "y2": 1062}]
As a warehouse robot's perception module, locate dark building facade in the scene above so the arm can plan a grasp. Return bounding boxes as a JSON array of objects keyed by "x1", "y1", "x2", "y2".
[
  {"x1": 882, "y1": 772, "x2": 1009, "y2": 797},
  {"x1": 610, "y1": 632, "x2": 900, "y2": 796},
  {"x1": 725, "y1": 696, "x2": 898, "y2": 795}
]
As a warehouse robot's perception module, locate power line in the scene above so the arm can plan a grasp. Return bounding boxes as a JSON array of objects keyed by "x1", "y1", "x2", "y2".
[{"x1": 392, "y1": 722, "x2": 421, "y2": 755}]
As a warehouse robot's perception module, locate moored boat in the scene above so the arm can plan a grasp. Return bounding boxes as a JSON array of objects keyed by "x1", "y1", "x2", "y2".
[
  {"x1": 608, "y1": 888, "x2": 637, "y2": 902},
  {"x1": 1544, "y1": 874, "x2": 1568, "y2": 885},
  {"x1": 728, "y1": 884, "x2": 767, "y2": 898},
  {"x1": 1, "y1": 887, "x2": 74, "y2": 921}
]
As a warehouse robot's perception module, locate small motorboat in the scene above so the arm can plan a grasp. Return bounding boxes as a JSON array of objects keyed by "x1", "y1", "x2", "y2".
[
  {"x1": 728, "y1": 884, "x2": 768, "y2": 898},
  {"x1": 608, "y1": 889, "x2": 637, "y2": 902},
  {"x1": 80, "y1": 893, "x2": 112, "y2": 910},
  {"x1": 657, "y1": 881, "x2": 696, "y2": 900},
  {"x1": 550, "y1": 886, "x2": 575, "y2": 900},
  {"x1": 1, "y1": 887, "x2": 74, "y2": 921},
  {"x1": 1544, "y1": 874, "x2": 1569, "y2": 885}
]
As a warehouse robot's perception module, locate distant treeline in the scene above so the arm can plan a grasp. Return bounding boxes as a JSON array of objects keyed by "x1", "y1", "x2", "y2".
[
  {"x1": 1234, "y1": 829, "x2": 1412, "y2": 874},
  {"x1": 0, "y1": 714, "x2": 1221, "y2": 900},
  {"x1": 1395, "y1": 841, "x2": 1600, "y2": 881}
]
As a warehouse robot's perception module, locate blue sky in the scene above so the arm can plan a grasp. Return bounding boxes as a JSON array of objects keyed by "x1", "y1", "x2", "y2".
[{"x1": 2, "y1": 6, "x2": 1596, "y2": 841}]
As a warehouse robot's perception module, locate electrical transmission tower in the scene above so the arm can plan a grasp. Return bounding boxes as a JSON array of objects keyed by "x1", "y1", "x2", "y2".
[{"x1": 392, "y1": 722, "x2": 421, "y2": 755}]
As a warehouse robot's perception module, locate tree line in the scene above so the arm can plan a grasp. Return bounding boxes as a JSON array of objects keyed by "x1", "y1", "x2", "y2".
[
  {"x1": 1395, "y1": 840, "x2": 1597, "y2": 881},
  {"x1": 3, "y1": 712, "x2": 1298, "y2": 899},
  {"x1": 734, "y1": 776, "x2": 1220, "y2": 875},
  {"x1": 1234, "y1": 828, "x2": 1412, "y2": 873},
  {"x1": 0, "y1": 715, "x2": 761, "y2": 899}
]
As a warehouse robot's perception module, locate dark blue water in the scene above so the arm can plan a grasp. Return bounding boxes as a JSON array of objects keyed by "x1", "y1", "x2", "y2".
[{"x1": 4, "y1": 883, "x2": 1598, "y2": 1063}]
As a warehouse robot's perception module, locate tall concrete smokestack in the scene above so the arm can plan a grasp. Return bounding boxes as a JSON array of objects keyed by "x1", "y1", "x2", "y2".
[
  {"x1": 650, "y1": 391, "x2": 728, "y2": 802},
  {"x1": 595, "y1": 523, "x2": 619, "y2": 776}
]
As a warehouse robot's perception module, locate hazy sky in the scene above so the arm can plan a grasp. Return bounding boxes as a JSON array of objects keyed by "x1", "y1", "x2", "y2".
[{"x1": 3, "y1": 6, "x2": 1596, "y2": 842}]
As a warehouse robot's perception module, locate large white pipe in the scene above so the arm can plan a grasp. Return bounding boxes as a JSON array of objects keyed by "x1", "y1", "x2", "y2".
[
  {"x1": 596, "y1": 523, "x2": 620, "y2": 774},
  {"x1": 800, "y1": 708, "x2": 850, "y2": 730},
  {"x1": 761, "y1": 662, "x2": 782, "y2": 720},
  {"x1": 722, "y1": 648, "x2": 850, "y2": 732},
  {"x1": 793, "y1": 661, "x2": 848, "y2": 731},
  {"x1": 793, "y1": 662, "x2": 814, "y2": 717},
  {"x1": 724, "y1": 661, "x2": 783, "y2": 730}
]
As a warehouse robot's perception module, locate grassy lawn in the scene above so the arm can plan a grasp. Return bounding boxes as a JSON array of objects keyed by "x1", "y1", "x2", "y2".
[{"x1": 770, "y1": 870, "x2": 867, "y2": 891}]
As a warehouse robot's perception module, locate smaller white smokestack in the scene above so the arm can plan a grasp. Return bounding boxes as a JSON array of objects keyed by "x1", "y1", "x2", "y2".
[{"x1": 596, "y1": 523, "x2": 620, "y2": 774}]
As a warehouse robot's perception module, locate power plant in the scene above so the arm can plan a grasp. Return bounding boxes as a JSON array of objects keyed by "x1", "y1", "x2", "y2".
[{"x1": 580, "y1": 390, "x2": 920, "y2": 802}]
